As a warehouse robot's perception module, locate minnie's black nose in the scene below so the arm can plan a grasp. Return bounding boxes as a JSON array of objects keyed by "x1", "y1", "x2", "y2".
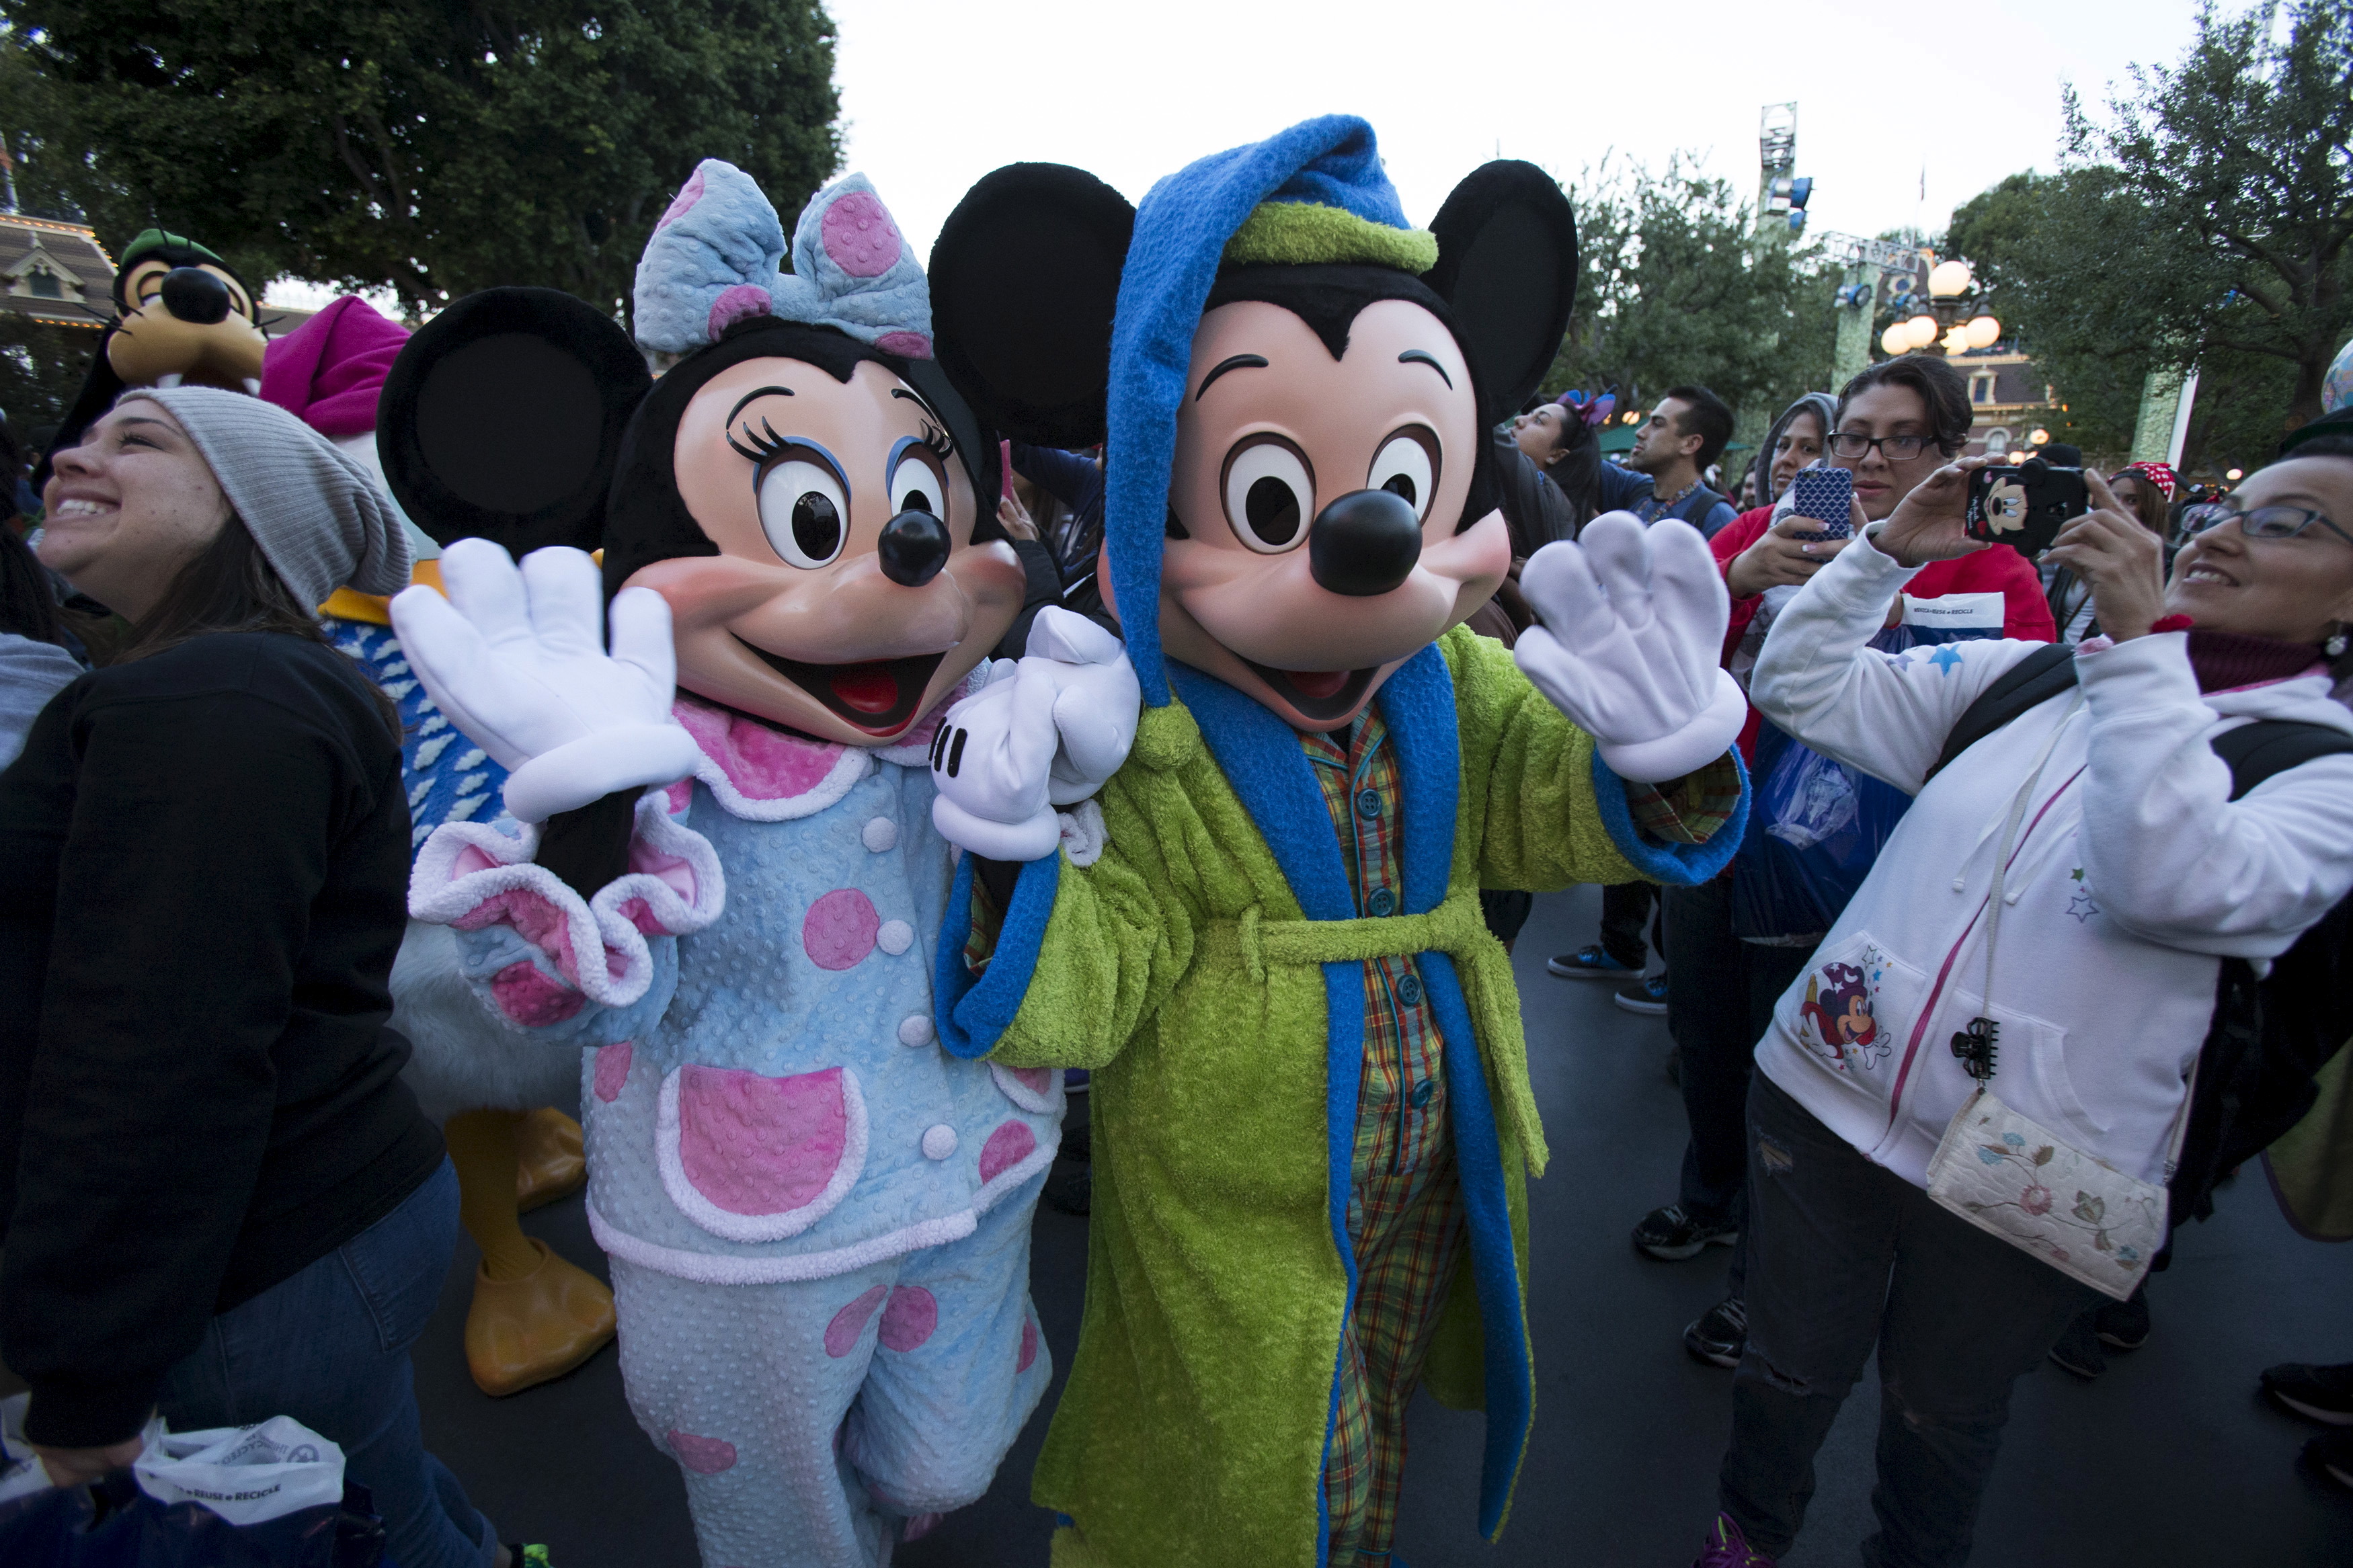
[
  {"x1": 1308, "y1": 488, "x2": 1422, "y2": 597},
  {"x1": 158, "y1": 267, "x2": 232, "y2": 325},
  {"x1": 878, "y1": 509, "x2": 952, "y2": 587}
]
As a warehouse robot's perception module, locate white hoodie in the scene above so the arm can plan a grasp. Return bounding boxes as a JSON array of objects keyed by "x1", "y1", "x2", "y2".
[{"x1": 1749, "y1": 528, "x2": 2353, "y2": 1190}]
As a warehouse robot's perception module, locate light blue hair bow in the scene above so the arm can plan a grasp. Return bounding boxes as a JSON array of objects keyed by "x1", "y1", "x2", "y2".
[{"x1": 634, "y1": 161, "x2": 934, "y2": 360}]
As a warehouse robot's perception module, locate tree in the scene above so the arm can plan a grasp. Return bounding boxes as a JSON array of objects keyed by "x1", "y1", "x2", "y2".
[
  {"x1": 1, "y1": 1, "x2": 842, "y2": 322},
  {"x1": 1546, "y1": 155, "x2": 1839, "y2": 441},
  {"x1": 1952, "y1": 1, "x2": 2353, "y2": 471}
]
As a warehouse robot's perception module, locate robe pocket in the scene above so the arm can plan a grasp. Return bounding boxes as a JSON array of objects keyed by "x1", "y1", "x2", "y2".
[
  {"x1": 656, "y1": 1065, "x2": 869, "y2": 1242},
  {"x1": 1776, "y1": 930, "x2": 1925, "y2": 1081}
]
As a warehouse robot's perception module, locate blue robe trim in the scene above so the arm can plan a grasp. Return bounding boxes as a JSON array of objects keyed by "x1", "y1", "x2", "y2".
[
  {"x1": 933, "y1": 848, "x2": 1062, "y2": 1060},
  {"x1": 1588, "y1": 745, "x2": 1749, "y2": 886}
]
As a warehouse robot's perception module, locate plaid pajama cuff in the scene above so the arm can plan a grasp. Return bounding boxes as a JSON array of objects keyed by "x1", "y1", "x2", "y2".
[{"x1": 1622, "y1": 752, "x2": 1742, "y2": 845}]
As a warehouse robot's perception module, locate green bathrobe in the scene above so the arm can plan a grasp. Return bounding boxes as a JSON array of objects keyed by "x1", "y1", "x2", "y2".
[{"x1": 935, "y1": 626, "x2": 1741, "y2": 1568}]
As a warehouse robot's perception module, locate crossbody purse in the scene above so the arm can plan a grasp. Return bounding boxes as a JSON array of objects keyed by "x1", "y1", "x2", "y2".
[{"x1": 1921, "y1": 690, "x2": 2192, "y2": 1301}]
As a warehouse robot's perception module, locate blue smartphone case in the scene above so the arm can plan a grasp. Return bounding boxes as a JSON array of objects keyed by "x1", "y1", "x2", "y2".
[{"x1": 1790, "y1": 468, "x2": 1853, "y2": 538}]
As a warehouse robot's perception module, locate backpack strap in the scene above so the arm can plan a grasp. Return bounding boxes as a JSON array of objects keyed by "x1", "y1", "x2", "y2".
[
  {"x1": 2210, "y1": 720, "x2": 2353, "y2": 800},
  {"x1": 1923, "y1": 643, "x2": 2077, "y2": 786}
]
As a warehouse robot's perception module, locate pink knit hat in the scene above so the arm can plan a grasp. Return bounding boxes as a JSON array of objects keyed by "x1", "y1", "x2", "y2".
[{"x1": 260, "y1": 296, "x2": 411, "y2": 438}]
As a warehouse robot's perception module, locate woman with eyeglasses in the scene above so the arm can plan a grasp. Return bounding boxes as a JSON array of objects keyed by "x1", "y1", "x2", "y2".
[
  {"x1": 1685, "y1": 429, "x2": 2353, "y2": 1568},
  {"x1": 1642, "y1": 364, "x2": 2055, "y2": 1384}
]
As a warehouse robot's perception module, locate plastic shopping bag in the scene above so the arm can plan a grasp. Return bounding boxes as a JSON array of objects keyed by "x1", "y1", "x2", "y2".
[
  {"x1": 1730, "y1": 716, "x2": 1913, "y2": 940},
  {"x1": 0, "y1": 1393, "x2": 385, "y2": 1567}
]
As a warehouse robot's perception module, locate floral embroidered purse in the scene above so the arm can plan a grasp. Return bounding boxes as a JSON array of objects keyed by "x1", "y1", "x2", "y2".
[{"x1": 1920, "y1": 692, "x2": 2191, "y2": 1301}]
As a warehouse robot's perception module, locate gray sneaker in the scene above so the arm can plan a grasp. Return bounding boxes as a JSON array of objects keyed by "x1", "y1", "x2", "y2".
[{"x1": 1614, "y1": 974, "x2": 1669, "y2": 1015}]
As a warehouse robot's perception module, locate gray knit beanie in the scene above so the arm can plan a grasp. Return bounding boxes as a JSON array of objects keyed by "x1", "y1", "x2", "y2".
[{"x1": 118, "y1": 385, "x2": 412, "y2": 606}]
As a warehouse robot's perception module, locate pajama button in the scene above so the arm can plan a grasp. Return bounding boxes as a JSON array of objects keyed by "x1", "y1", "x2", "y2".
[
  {"x1": 922, "y1": 1124, "x2": 958, "y2": 1160},
  {"x1": 1355, "y1": 789, "x2": 1383, "y2": 819},
  {"x1": 1396, "y1": 974, "x2": 1423, "y2": 1005},
  {"x1": 863, "y1": 816, "x2": 899, "y2": 852},
  {"x1": 1410, "y1": 1079, "x2": 1436, "y2": 1108},
  {"x1": 1367, "y1": 888, "x2": 1396, "y2": 916},
  {"x1": 898, "y1": 1014, "x2": 934, "y2": 1047}
]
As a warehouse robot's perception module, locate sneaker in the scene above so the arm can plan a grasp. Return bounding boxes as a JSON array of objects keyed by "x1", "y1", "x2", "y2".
[
  {"x1": 2046, "y1": 1311, "x2": 2108, "y2": 1379},
  {"x1": 1632, "y1": 1203, "x2": 1739, "y2": 1261},
  {"x1": 1684, "y1": 1296, "x2": 1747, "y2": 1368},
  {"x1": 2261, "y1": 1362, "x2": 2353, "y2": 1425},
  {"x1": 2307, "y1": 1428, "x2": 2353, "y2": 1491},
  {"x1": 2094, "y1": 1285, "x2": 2149, "y2": 1350},
  {"x1": 1692, "y1": 1512, "x2": 1776, "y2": 1567},
  {"x1": 1548, "y1": 944, "x2": 1637, "y2": 979},
  {"x1": 1614, "y1": 974, "x2": 1669, "y2": 1015}
]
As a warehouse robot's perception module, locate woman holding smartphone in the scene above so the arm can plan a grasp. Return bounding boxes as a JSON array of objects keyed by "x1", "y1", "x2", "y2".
[{"x1": 0, "y1": 388, "x2": 521, "y2": 1568}]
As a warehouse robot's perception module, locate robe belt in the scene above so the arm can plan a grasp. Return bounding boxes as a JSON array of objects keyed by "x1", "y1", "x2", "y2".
[{"x1": 1195, "y1": 887, "x2": 1549, "y2": 1174}]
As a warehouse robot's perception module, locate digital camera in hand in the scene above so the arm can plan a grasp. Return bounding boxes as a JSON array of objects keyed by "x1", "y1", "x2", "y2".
[
  {"x1": 1789, "y1": 466, "x2": 1853, "y2": 540},
  {"x1": 1966, "y1": 458, "x2": 2088, "y2": 554}
]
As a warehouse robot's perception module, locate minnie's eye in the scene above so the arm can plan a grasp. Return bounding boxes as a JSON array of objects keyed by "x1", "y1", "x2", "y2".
[
  {"x1": 758, "y1": 458, "x2": 848, "y2": 568},
  {"x1": 1222, "y1": 437, "x2": 1314, "y2": 552},
  {"x1": 1368, "y1": 428, "x2": 1438, "y2": 521},
  {"x1": 888, "y1": 458, "x2": 939, "y2": 518}
]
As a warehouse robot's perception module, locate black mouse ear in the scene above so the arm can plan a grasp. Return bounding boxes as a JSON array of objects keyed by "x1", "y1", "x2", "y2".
[
  {"x1": 930, "y1": 163, "x2": 1133, "y2": 450},
  {"x1": 1425, "y1": 161, "x2": 1578, "y2": 427},
  {"x1": 378, "y1": 286, "x2": 650, "y2": 552}
]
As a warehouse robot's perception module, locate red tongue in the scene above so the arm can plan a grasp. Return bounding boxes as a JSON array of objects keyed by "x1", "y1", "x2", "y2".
[
  {"x1": 831, "y1": 667, "x2": 901, "y2": 715},
  {"x1": 1286, "y1": 669, "x2": 1349, "y2": 700}
]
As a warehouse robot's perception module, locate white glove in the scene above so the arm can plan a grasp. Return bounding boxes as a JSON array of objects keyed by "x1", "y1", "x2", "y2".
[
  {"x1": 930, "y1": 608, "x2": 1142, "y2": 861},
  {"x1": 1513, "y1": 512, "x2": 1747, "y2": 782},
  {"x1": 389, "y1": 539, "x2": 703, "y2": 823}
]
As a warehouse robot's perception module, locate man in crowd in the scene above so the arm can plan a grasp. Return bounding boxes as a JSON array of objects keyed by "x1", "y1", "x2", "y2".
[{"x1": 1551, "y1": 384, "x2": 1741, "y2": 1013}]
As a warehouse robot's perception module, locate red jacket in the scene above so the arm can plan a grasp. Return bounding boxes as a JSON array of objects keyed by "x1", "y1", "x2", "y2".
[{"x1": 1712, "y1": 504, "x2": 2056, "y2": 759}]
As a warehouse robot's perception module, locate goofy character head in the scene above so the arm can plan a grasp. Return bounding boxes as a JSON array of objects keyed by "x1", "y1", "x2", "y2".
[
  {"x1": 926, "y1": 116, "x2": 1574, "y2": 731},
  {"x1": 377, "y1": 164, "x2": 1025, "y2": 750}
]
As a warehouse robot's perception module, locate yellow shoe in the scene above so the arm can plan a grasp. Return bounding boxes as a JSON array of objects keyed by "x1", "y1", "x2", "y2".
[
  {"x1": 513, "y1": 1108, "x2": 587, "y2": 1213},
  {"x1": 464, "y1": 1239, "x2": 616, "y2": 1397}
]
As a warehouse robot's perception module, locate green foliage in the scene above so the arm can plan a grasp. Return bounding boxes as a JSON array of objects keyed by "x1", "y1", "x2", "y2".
[
  {"x1": 1946, "y1": 1, "x2": 2353, "y2": 474},
  {"x1": 1546, "y1": 155, "x2": 1840, "y2": 434},
  {"x1": 0, "y1": 317, "x2": 98, "y2": 431},
  {"x1": 1, "y1": 1, "x2": 842, "y2": 321}
]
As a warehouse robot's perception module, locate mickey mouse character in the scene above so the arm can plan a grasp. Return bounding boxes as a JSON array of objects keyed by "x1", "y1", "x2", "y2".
[
  {"x1": 37, "y1": 229, "x2": 270, "y2": 484},
  {"x1": 380, "y1": 165, "x2": 1114, "y2": 1567},
  {"x1": 921, "y1": 118, "x2": 1750, "y2": 1568}
]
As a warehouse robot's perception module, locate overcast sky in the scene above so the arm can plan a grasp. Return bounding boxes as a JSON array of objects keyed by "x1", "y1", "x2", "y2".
[{"x1": 828, "y1": 0, "x2": 2208, "y2": 263}]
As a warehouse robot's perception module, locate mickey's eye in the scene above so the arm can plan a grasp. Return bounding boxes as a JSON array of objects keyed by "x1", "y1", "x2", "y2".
[
  {"x1": 758, "y1": 458, "x2": 848, "y2": 568},
  {"x1": 1368, "y1": 427, "x2": 1439, "y2": 522},
  {"x1": 1221, "y1": 436, "x2": 1314, "y2": 553}
]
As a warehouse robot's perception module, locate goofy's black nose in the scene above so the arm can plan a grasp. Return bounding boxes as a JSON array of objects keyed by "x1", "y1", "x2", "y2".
[
  {"x1": 1308, "y1": 488, "x2": 1422, "y2": 597},
  {"x1": 878, "y1": 509, "x2": 952, "y2": 587},
  {"x1": 159, "y1": 267, "x2": 232, "y2": 326}
]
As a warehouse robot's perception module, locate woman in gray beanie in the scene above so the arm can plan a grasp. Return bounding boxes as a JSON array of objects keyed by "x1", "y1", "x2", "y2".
[{"x1": 0, "y1": 389, "x2": 523, "y2": 1568}]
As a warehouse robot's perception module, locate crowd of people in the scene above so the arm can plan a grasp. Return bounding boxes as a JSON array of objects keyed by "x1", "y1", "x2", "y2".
[{"x1": 0, "y1": 116, "x2": 2350, "y2": 1568}]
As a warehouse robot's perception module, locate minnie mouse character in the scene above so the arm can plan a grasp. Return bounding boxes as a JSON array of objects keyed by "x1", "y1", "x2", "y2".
[
  {"x1": 380, "y1": 164, "x2": 1117, "y2": 1567},
  {"x1": 920, "y1": 118, "x2": 1749, "y2": 1567}
]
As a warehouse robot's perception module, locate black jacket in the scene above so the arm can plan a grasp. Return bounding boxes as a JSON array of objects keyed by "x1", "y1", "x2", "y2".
[{"x1": 0, "y1": 632, "x2": 442, "y2": 1446}]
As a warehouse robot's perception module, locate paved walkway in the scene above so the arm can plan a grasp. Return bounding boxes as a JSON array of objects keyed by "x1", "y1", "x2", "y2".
[{"x1": 413, "y1": 885, "x2": 2353, "y2": 1565}]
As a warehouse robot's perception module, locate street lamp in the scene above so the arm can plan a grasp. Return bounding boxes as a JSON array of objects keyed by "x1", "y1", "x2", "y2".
[
  {"x1": 1929, "y1": 259, "x2": 1975, "y2": 298},
  {"x1": 1882, "y1": 257, "x2": 2000, "y2": 358}
]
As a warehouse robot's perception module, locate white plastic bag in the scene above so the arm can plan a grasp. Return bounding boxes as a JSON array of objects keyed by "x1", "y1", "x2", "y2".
[{"x1": 0, "y1": 1392, "x2": 344, "y2": 1525}]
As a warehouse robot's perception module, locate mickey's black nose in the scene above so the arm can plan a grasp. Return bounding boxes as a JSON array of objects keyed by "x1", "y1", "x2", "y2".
[
  {"x1": 159, "y1": 267, "x2": 232, "y2": 325},
  {"x1": 878, "y1": 509, "x2": 952, "y2": 587},
  {"x1": 1308, "y1": 488, "x2": 1423, "y2": 597}
]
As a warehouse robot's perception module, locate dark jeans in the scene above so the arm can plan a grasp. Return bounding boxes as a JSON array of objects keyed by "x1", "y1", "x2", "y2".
[
  {"x1": 1662, "y1": 875, "x2": 1818, "y2": 1294},
  {"x1": 1598, "y1": 880, "x2": 1660, "y2": 968},
  {"x1": 158, "y1": 1158, "x2": 497, "y2": 1568},
  {"x1": 1721, "y1": 1076, "x2": 2096, "y2": 1568}
]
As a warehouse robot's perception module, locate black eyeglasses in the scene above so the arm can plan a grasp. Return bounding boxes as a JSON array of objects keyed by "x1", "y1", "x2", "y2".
[
  {"x1": 1826, "y1": 431, "x2": 1938, "y2": 462},
  {"x1": 2181, "y1": 501, "x2": 2353, "y2": 548}
]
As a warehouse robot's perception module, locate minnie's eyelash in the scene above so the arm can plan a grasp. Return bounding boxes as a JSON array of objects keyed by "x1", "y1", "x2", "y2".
[
  {"x1": 727, "y1": 418, "x2": 788, "y2": 466},
  {"x1": 919, "y1": 421, "x2": 954, "y2": 463}
]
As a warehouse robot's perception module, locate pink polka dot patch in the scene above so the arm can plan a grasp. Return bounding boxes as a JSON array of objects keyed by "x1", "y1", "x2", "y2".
[
  {"x1": 593, "y1": 1040, "x2": 633, "y2": 1103},
  {"x1": 667, "y1": 1429, "x2": 737, "y2": 1475},
  {"x1": 657, "y1": 167, "x2": 706, "y2": 230},
  {"x1": 803, "y1": 889, "x2": 880, "y2": 970},
  {"x1": 979, "y1": 1120, "x2": 1037, "y2": 1184},
  {"x1": 820, "y1": 191, "x2": 903, "y2": 278},
  {"x1": 1017, "y1": 1315, "x2": 1039, "y2": 1373},
  {"x1": 877, "y1": 1286, "x2": 937, "y2": 1352},
  {"x1": 873, "y1": 330, "x2": 933, "y2": 360},
  {"x1": 706, "y1": 283, "x2": 772, "y2": 341},
  {"x1": 825, "y1": 1284, "x2": 889, "y2": 1358}
]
